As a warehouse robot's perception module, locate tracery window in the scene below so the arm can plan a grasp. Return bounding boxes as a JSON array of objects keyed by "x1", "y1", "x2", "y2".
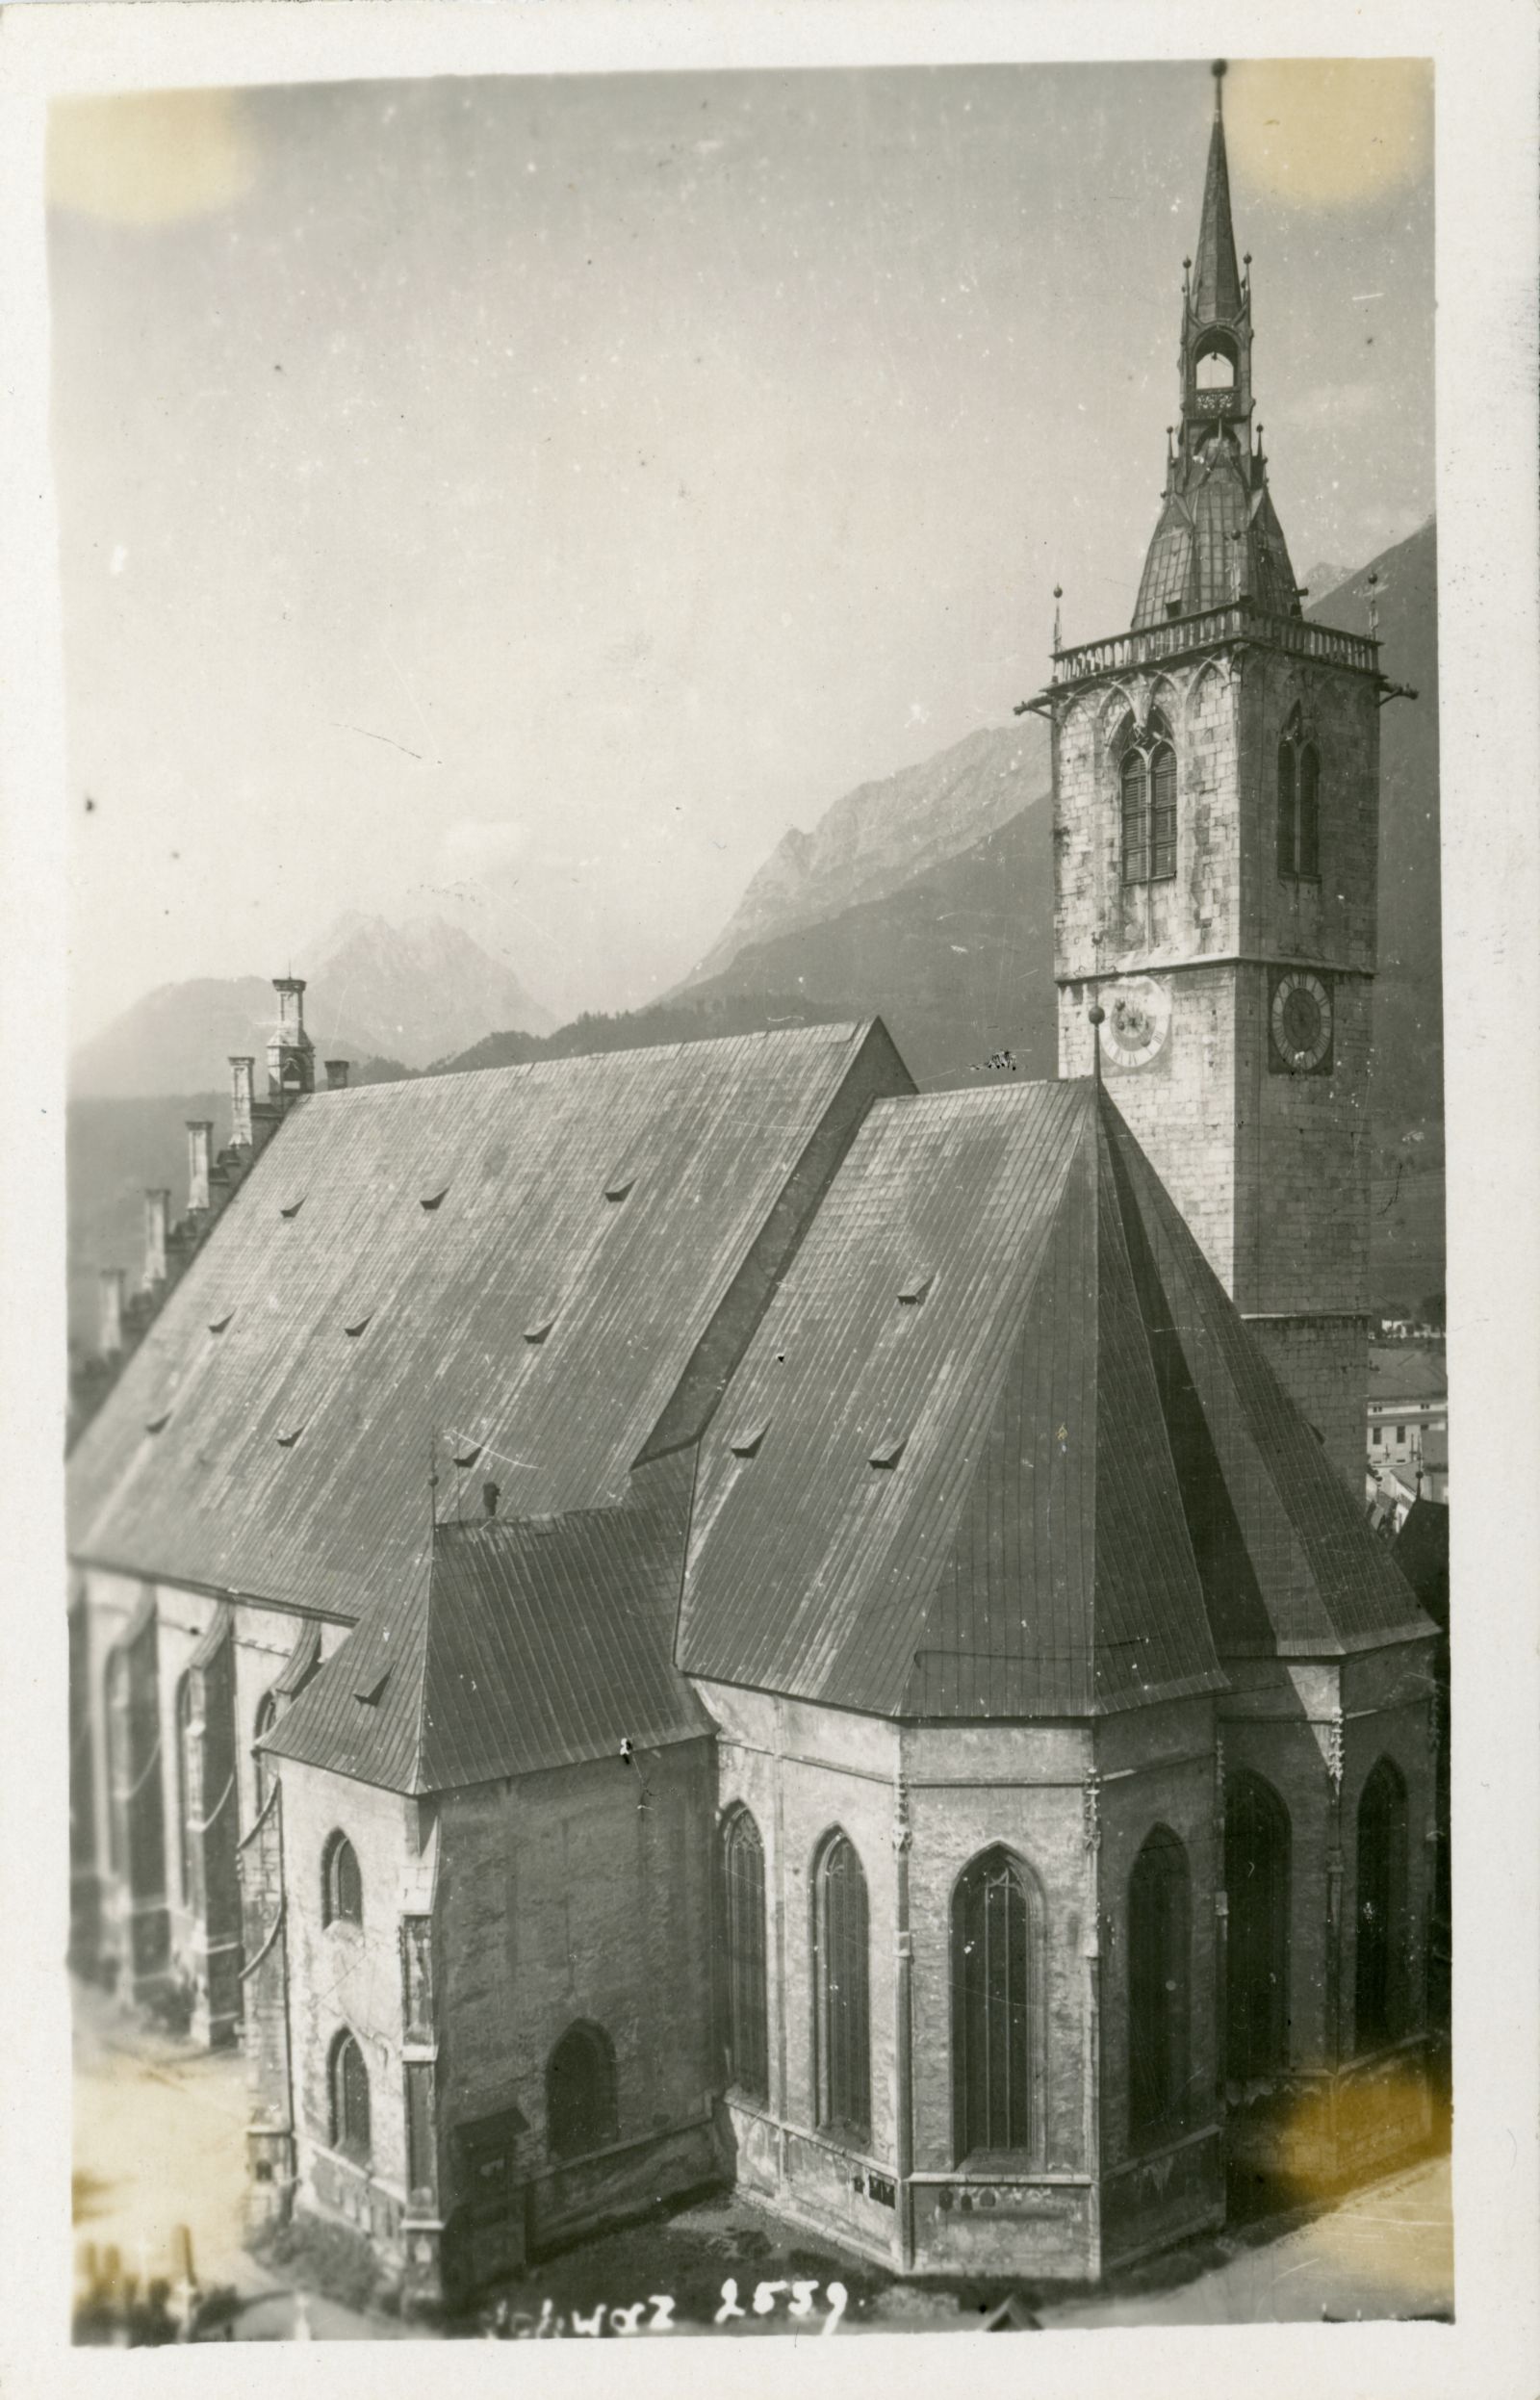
[
  {"x1": 252, "y1": 1690, "x2": 277, "y2": 1811},
  {"x1": 812, "y1": 1831, "x2": 870, "y2": 2140},
  {"x1": 321, "y1": 1830, "x2": 363, "y2": 1928},
  {"x1": 547, "y1": 2022, "x2": 618, "y2": 2160},
  {"x1": 721, "y1": 1807, "x2": 769, "y2": 2103},
  {"x1": 1355, "y1": 1757, "x2": 1410, "y2": 2052},
  {"x1": 951, "y1": 1846, "x2": 1042, "y2": 2160},
  {"x1": 1277, "y1": 726, "x2": 1322, "y2": 879},
  {"x1": 1128, "y1": 1826, "x2": 1192, "y2": 2139},
  {"x1": 329, "y1": 2028, "x2": 372, "y2": 2162},
  {"x1": 1224, "y1": 1771, "x2": 1292, "y2": 2080},
  {"x1": 1120, "y1": 721, "x2": 1177, "y2": 887}
]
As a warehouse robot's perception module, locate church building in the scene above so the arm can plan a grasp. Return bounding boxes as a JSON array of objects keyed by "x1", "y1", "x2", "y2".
[{"x1": 66, "y1": 72, "x2": 1439, "y2": 2312}]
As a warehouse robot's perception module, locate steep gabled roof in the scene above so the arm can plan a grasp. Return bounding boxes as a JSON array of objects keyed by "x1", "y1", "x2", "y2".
[
  {"x1": 1100, "y1": 1097, "x2": 1432, "y2": 1657},
  {"x1": 264, "y1": 1457, "x2": 708, "y2": 1794},
  {"x1": 1191, "y1": 93, "x2": 1243, "y2": 325},
  {"x1": 677, "y1": 1080, "x2": 1225, "y2": 1718},
  {"x1": 67, "y1": 1021, "x2": 909, "y2": 1622}
]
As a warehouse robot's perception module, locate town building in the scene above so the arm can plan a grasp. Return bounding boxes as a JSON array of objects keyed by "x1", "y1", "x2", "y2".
[
  {"x1": 1366, "y1": 1343, "x2": 1449, "y2": 1510},
  {"x1": 66, "y1": 70, "x2": 1441, "y2": 2313}
]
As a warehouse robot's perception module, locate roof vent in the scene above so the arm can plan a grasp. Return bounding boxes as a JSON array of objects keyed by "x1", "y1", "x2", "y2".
[
  {"x1": 728, "y1": 1419, "x2": 769, "y2": 1459},
  {"x1": 344, "y1": 1316, "x2": 372, "y2": 1339},
  {"x1": 144, "y1": 1411, "x2": 171, "y2": 1435},
  {"x1": 603, "y1": 1171, "x2": 636, "y2": 1202},
  {"x1": 420, "y1": 1186, "x2": 449, "y2": 1213},
  {"x1": 208, "y1": 1310, "x2": 235, "y2": 1334},
  {"x1": 525, "y1": 1312, "x2": 557, "y2": 1345},
  {"x1": 898, "y1": 1269, "x2": 935, "y2": 1305},
  {"x1": 279, "y1": 1199, "x2": 304, "y2": 1221},
  {"x1": 453, "y1": 1442, "x2": 483, "y2": 1469},
  {"x1": 868, "y1": 1432, "x2": 907, "y2": 1470},
  {"x1": 276, "y1": 1426, "x2": 305, "y2": 1449},
  {"x1": 354, "y1": 1667, "x2": 390, "y2": 1706}
]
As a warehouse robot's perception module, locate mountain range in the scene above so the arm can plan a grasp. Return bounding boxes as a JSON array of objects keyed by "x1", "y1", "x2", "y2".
[
  {"x1": 69, "y1": 912, "x2": 552, "y2": 1097},
  {"x1": 67, "y1": 520, "x2": 1441, "y2": 1342}
]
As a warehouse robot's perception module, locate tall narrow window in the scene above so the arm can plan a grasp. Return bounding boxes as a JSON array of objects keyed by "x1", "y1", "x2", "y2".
[
  {"x1": 174, "y1": 1672, "x2": 196, "y2": 1905},
  {"x1": 252, "y1": 1690, "x2": 277, "y2": 1812},
  {"x1": 1276, "y1": 739, "x2": 1297, "y2": 876},
  {"x1": 1128, "y1": 1826, "x2": 1192, "y2": 2139},
  {"x1": 1355, "y1": 1757, "x2": 1410, "y2": 2051},
  {"x1": 1149, "y1": 741, "x2": 1177, "y2": 879},
  {"x1": 104, "y1": 1650, "x2": 132, "y2": 1878},
  {"x1": 721, "y1": 1808, "x2": 768, "y2": 2103},
  {"x1": 812, "y1": 1832, "x2": 870, "y2": 2140},
  {"x1": 1120, "y1": 749, "x2": 1148, "y2": 885},
  {"x1": 329, "y1": 2028, "x2": 372, "y2": 2162},
  {"x1": 322, "y1": 1831, "x2": 363, "y2": 1927},
  {"x1": 547, "y1": 2022, "x2": 618, "y2": 2159},
  {"x1": 1298, "y1": 744, "x2": 1322, "y2": 878},
  {"x1": 952, "y1": 1846, "x2": 1041, "y2": 2160},
  {"x1": 1224, "y1": 1772, "x2": 1292, "y2": 2080}
]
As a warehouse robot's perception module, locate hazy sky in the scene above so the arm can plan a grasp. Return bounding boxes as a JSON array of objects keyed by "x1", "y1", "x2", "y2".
[{"x1": 50, "y1": 59, "x2": 1433, "y2": 1039}]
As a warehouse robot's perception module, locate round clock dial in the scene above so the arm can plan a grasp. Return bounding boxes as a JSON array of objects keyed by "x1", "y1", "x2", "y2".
[
  {"x1": 1270, "y1": 969, "x2": 1332, "y2": 1071},
  {"x1": 1098, "y1": 976, "x2": 1171, "y2": 1071}
]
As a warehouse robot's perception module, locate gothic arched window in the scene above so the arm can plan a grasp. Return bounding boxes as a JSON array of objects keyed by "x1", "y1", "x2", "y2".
[
  {"x1": 1276, "y1": 738, "x2": 1297, "y2": 876},
  {"x1": 951, "y1": 1846, "x2": 1042, "y2": 2161},
  {"x1": 104, "y1": 1649, "x2": 132, "y2": 1878},
  {"x1": 174, "y1": 1671, "x2": 196, "y2": 1905},
  {"x1": 1128, "y1": 1826, "x2": 1192, "y2": 2139},
  {"x1": 547, "y1": 2022, "x2": 618, "y2": 2159},
  {"x1": 721, "y1": 1807, "x2": 768, "y2": 2103},
  {"x1": 1355, "y1": 1757, "x2": 1410, "y2": 2052},
  {"x1": 1298, "y1": 744, "x2": 1322, "y2": 878},
  {"x1": 1194, "y1": 340, "x2": 1237, "y2": 391},
  {"x1": 1120, "y1": 721, "x2": 1177, "y2": 888},
  {"x1": 252, "y1": 1690, "x2": 277, "y2": 1811},
  {"x1": 812, "y1": 1831, "x2": 870, "y2": 2140},
  {"x1": 329, "y1": 2028, "x2": 371, "y2": 2161},
  {"x1": 1224, "y1": 1771, "x2": 1292, "y2": 2080},
  {"x1": 1278, "y1": 730, "x2": 1322, "y2": 881},
  {"x1": 321, "y1": 1831, "x2": 363, "y2": 1928}
]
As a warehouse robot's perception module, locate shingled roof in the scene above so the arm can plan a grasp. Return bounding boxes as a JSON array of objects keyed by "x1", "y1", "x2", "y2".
[
  {"x1": 264, "y1": 1457, "x2": 707, "y2": 1794},
  {"x1": 678, "y1": 1081, "x2": 1225, "y2": 1718},
  {"x1": 679, "y1": 1081, "x2": 1430, "y2": 1718},
  {"x1": 66, "y1": 1022, "x2": 909, "y2": 1622}
]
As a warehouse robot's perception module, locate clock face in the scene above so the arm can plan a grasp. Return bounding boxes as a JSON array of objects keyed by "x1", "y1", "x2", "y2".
[
  {"x1": 1270, "y1": 969, "x2": 1333, "y2": 1073},
  {"x1": 1098, "y1": 976, "x2": 1171, "y2": 1071}
]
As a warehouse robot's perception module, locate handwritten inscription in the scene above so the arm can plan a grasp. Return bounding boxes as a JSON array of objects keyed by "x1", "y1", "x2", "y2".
[{"x1": 481, "y1": 2279, "x2": 849, "y2": 2337}]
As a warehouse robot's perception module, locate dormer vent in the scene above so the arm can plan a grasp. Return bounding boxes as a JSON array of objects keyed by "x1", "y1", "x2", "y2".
[
  {"x1": 524, "y1": 1312, "x2": 557, "y2": 1345},
  {"x1": 144, "y1": 1411, "x2": 171, "y2": 1435},
  {"x1": 728, "y1": 1419, "x2": 769, "y2": 1459},
  {"x1": 603, "y1": 1171, "x2": 636, "y2": 1202},
  {"x1": 208, "y1": 1310, "x2": 235, "y2": 1334},
  {"x1": 344, "y1": 1317, "x2": 372, "y2": 1339},
  {"x1": 279, "y1": 1199, "x2": 304, "y2": 1221},
  {"x1": 354, "y1": 1668, "x2": 390, "y2": 1706},
  {"x1": 276, "y1": 1426, "x2": 305, "y2": 1449},
  {"x1": 898, "y1": 1269, "x2": 935, "y2": 1305},
  {"x1": 869, "y1": 1432, "x2": 908, "y2": 1470},
  {"x1": 420, "y1": 1187, "x2": 449, "y2": 1213}
]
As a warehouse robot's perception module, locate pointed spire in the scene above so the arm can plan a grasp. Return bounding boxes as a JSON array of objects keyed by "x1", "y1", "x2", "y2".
[{"x1": 1191, "y1": 64, "x2": 1243, "y2": 324}]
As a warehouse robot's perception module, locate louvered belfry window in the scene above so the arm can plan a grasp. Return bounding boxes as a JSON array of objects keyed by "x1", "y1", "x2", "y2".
[
  {"x1": 1120, "y1": 726, "x2": 1177, "y2": 887},
  {"x1": 1355, "y1": 1757, "x2": 1410, "y2": 2052},
  {"x1": 1278, "y1": 735, "x2": 1322, "y2": 879},
  {"x1": 813, "y1": 1833, "x2": 870, "y2": 2140},
  {"x1": 1127, "y1": 1826, "x2": 1192, "y2": 2139},
  {"x1": 1298, "y1": 744, "x2": 1322, "y2": 878},
  {"x1": 330, "y1": 2029, "x2": 372, "y2": 2162},
  {"x1": 952, "y1": 1847, "x2": 1037, "y2": 2158},
  {"x1": 1224, "y1": 1771, "x2": 1292, "y2": 2080},
  {"x1": 721, "y1": 1809, "x2": 769, "y2": 2103}
]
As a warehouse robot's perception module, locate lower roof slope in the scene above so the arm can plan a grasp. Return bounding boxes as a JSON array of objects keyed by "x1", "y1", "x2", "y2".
[
  {"x1": 66, "y1": 1021, "x2": 906, "y2": 1622},
  {"x1": 265, "y1": 1455, "x2": 706, "y2": 1795},
  {"x1": 678, "y1": 1080, "x2": 1225, "y2": 1718}
]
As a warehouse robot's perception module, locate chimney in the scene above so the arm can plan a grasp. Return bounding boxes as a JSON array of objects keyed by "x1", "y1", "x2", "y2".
[
  {"x1": 482, "y1": 1481, "x2": 500, "y2": 1520},
  {"x1": 98, "y1": 1268, "x2": 126, "y2": 1357},
  {"x1": 229, "y1": 1057, "x2": 255, "y2": 1150},
  {"x1": 268, "y1": 976, "x2": 315, "y2": 1103},
  {"x1": 143, "y1": 1190, "x2": 170, "y2": 1289},
  {"x1": 186, "y1": 1121, "x2": 214, "y2": 1214},
  {"x1": 324, "y1": 1059, "x2": 350, "y2": 1092}
]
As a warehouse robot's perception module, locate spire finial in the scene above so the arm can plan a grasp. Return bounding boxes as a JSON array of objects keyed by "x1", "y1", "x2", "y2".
[
  {"x1": 1052, "y1": 583, "x2": 1064, "y2": 652},
  {"x1": 1366, "y1": 568, "x2": 1381, "y2": 641},
  {"x1": 1213, "y1": 59, "x2": 1227, "y2": 115},
  {"x1": 1088, "y1": 1000, "x2": 1105, "y2": 1088}
]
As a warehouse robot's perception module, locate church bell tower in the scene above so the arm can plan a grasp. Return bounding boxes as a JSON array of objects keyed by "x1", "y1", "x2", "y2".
[{"x1": 1039, "y1": 64, "x2": 1389, "y2": 1486}]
